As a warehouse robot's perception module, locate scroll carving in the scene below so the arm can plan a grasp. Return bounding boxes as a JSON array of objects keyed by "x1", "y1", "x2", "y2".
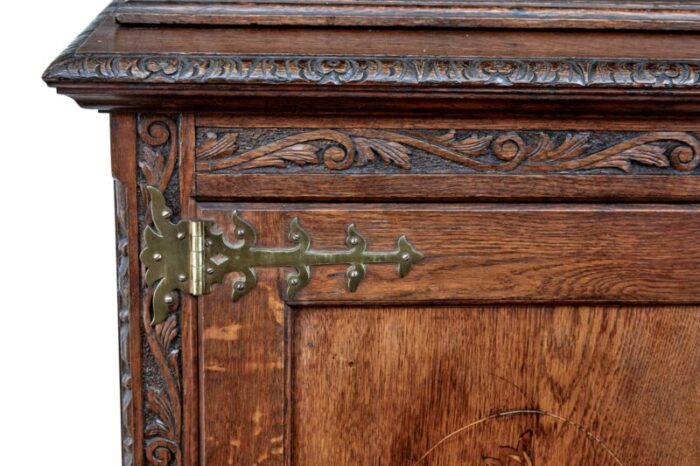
[
  {"x1": 138, "y1": 115, "x2": 182, "y2": 466},
  {"x1": 197, "y1": 129, "x2": 700, "y2": 174}
]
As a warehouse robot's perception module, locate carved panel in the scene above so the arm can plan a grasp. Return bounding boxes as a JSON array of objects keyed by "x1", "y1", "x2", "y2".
[
  {"x1": 137, "y1": 115, "x2": 183, "y2": 466},
  {"x1": 196, "y1": 129, "x2": 700, "y2": 175}
]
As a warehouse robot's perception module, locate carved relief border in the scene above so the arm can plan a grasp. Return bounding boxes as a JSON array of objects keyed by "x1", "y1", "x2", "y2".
[
  {"x1": 136, "y1": 115, "x2": 183, "y2": 466},
  {"x1": 44, "y1": 54, "x2": 700, "y2": 89},
  {"x1": 196, "y1": 129, "x2": 700, "y2": 175}
]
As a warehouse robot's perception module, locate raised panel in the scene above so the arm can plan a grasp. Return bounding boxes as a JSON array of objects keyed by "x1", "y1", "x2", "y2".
[
  {"x1": 291, "y1": 305, "x2": 699, "y2": 465},
  {"x1": 197, "y1": 203, "x2": 700, "y2": 465}
]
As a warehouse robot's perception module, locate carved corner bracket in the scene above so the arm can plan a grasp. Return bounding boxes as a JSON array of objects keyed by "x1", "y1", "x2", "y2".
[{"x1": 140, "y1": 187, "x2": 424, "y2": 324}]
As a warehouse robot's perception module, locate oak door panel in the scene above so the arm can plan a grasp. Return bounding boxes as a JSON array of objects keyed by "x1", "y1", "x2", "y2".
[
  {"x1": 197, "y1": 204, "x2": 700, "y2": 465},
  {"x1": 292, "y1": 305, "x2": 699, "y2": 465}
]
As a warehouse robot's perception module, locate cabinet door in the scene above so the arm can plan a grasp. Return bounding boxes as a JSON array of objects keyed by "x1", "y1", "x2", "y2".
[{"x1": 197, "y1": 204, "x2": 700, "y2": 465}]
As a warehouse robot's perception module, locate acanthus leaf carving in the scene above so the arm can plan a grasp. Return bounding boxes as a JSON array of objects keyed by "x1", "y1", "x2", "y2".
[
  {"x1": 138, "y1": 115, "x2": 183, "y2": 466},
  {"x1": 354, "y1": 137, "x2": 412, "y2": 169},
  {"x1": 196, "y1": 132, "x2": 239, "y2": 160},
  {"x1": 196, "y1": 129, "x2": 700, "y2": 175}
]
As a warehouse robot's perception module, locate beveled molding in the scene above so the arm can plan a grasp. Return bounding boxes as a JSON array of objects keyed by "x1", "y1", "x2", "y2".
[{"x1": 118, "y1": 0, "x2": 700, "y2": 31}]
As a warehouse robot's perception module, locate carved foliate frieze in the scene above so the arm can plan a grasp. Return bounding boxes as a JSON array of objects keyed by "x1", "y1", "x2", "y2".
[{"x1": 196, "y1": 129, "x2": 700, "y2": 175}]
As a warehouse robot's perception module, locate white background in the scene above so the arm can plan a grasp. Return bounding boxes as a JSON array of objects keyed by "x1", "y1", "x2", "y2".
[{"x1": 1, "y1": 1, "x2": 121, "y2": 464}]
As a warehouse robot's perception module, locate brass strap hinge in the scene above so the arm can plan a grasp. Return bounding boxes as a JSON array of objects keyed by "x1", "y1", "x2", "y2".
[{"x1": 140, "y1": 187, "x2": 424, "y2": 325}]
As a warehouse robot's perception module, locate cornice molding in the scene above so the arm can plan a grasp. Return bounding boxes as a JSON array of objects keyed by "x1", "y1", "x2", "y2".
[
  {"x1": 44, "y1": 53, "x2": 700, "y2": 89},
  {"x1": 42, "y1": 3, "x2": 700, "y2": 97}
]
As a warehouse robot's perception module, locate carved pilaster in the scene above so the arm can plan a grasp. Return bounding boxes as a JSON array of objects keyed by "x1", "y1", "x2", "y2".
[{"x1": 136, "y1": 115, "x2": 183, "y2": 466}]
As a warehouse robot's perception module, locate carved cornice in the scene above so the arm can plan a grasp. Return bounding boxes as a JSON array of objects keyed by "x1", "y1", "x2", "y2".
[{"x1": 43, "y1": 54, "x2": 700, "y2": 89}]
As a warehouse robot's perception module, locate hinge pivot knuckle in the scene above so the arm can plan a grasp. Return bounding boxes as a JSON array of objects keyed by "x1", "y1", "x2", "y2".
[{"x1": 189, "y1": 221, "x2": 205, "y2": 296}]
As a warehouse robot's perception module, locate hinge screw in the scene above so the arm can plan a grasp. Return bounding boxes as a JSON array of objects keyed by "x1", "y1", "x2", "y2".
[
  {"x1": 292, "y1": 234, "x2": 301, "y2": 241},
  {"x1": 164, "y1": 294, "x2": 174, "y2": 304},
  {"x1": 178, "y1": 274, "x2": 187, "y2": 283},
  {"x1": 153, "y1": 253, "x2": 162, "y2": 261},
  {"x1": 162, "y1": 209, "x2": 172, "y2": 219},
  {"x1": 349, "y1": 270, "x2": 359, "y2": 278},
  {"x1": 236, "y1": 228, "x2": 246, "y2": 238},
  {"x1": 349, "y1": 237, "x2": 359, "y2": 245},
  {"x1": 236, "y1": 283, "x2": 246, "y2": 291},
  {"x1": 206, "y1": 267, "x2": 215, "y2": 275},
  {"x1": 401, "y1": 253, "x2": 411, "y2": 262},
  {"x1": 177, "y1": 232, "x2": 186, "y2": 240},
  {"x1": 205, "y1": 239, "x2": 213, "y2": 247},
  {"x1": 290, "y1": 277, "x2": 300, "y2": 286}
]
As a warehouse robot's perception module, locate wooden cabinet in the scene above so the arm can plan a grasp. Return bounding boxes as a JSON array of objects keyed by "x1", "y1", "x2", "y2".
[{"x1": 46, "y1": 2, "x2": 700, "y2": 465}]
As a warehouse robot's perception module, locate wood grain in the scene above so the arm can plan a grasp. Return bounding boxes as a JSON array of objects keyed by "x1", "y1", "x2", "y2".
[
  {"x1": 198, "y1": 204, "x2": 700, "y2": 303},
  {"x1": 197, "y1": 173, "x2": 700, "y2": 202},
  {"x1": 199, "y1": 211, "x2": 287, "y2": 466},
  {"x1": 111, "y1": 113, "x2": 143, "y2": 466},
  {"x1": 79, "y1": 18, "x2": 700, "y2": 59},
  {"x1": 115, "y1": 2, "x2": 700, "y2": 31},
  {"x1": 178, "y1": 114, "x2": 199, "y2": 466},
  {"x1": 291, "y1": 305, "x2": 699, "y2": 465}
]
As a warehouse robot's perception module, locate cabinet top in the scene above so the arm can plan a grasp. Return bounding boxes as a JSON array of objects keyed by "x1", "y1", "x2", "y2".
[
  {"x1": 43, "y1": 2, "x2": 700, "y2": 113},
  {"x1": 117, "y1": 0, "x2": 700, "y2": 30}
]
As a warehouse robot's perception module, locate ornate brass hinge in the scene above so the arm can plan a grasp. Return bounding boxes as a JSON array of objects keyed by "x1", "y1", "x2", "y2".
[{"x1": 140, "y1": 187, "x2": 424, "y2": 324}]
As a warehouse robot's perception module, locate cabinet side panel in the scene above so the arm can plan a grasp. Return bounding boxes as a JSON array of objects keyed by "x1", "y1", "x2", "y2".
[{"x1": 111, "y1": 113, "x2": 143, "y2": 466}]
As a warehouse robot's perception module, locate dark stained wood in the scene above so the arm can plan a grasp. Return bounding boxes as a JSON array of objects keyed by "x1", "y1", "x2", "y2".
[
  {"x1": 178, "y1": 114, "x2": 199, "y2": 466},
  {"x1": 81, "y1": 18, "x2": 700, "y2": 59},
  {"x1": 291, "y1": 305, "x2": 699, "y2": 465},
  {"x1": 197, "y1": 173, "x2": 700, "y2": 202},
  {"x1": 43, "y1": 4, "x2": 700, "y2": 112},
  {"x1": 110, "y1": 113, "x2": 144, "y2": 466},
  {"x1": 117, "y1": 0, "x2": 700, "y2": 31}
]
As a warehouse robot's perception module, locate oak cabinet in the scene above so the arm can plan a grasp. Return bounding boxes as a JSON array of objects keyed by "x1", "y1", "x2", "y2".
[{"x1": 46, "y1": 2, "x2": 700, "y2": 465}]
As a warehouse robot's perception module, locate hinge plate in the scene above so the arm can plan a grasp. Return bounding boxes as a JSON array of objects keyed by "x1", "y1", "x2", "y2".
[{"x1": 140, "y1": 187, "x2": 424, "y2": 324}]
